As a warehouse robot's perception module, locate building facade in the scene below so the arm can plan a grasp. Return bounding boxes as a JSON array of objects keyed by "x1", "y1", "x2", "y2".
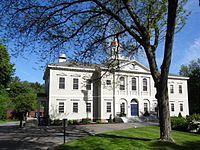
[{"x1": 41, "y1": 42, "x2": 189, "y2": 121}]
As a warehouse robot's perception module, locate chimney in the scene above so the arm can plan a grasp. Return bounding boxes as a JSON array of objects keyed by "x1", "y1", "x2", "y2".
[{"x1": 58, "y1": 54, "x2": 66, "y2": 62}]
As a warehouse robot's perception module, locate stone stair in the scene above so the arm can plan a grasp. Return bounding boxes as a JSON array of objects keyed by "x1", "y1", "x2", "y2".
[{"x1": 117, "y1": 115, "x2": 159, "y2": 123}]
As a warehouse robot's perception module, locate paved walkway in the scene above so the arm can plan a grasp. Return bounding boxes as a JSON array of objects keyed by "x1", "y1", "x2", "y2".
[{"x1": 0, "y1": 121, "x2": 158, "y2": 150}]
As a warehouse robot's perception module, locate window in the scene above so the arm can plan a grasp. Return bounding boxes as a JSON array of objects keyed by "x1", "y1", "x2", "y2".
[
  {"x1": 73, "y1": 78, "x2": 79, "y2": 89},
  {"x1": 144, "y1": 103, "x2": 148, "y2": 112},
  {"x1": 143, "y1": 78, "x2": 147, "y2": 91},
  {"x1": 86, "y1": 102, "x2": 91, "y2": 113},
  {"x1": 171, "y1": 103, "x2": 175, "y2": 112},
  {"x1": 59, "y1": 102, "x2": 64, "y2": 113},
  {"x1": 180, "y1": 103, "x2": 183, "y2": 111},
  {"x1": 106, "y1": 102, "x2": 111, "y2": 113},
  {"x1": 170, "y1": 85, "x2": 174, "y2": 93},
  {"x1": 73, "y1": 102, "x2": 78, "y2": 113},
  {"x1": 120, "y1": 102, "x2": 125, "y2": 114},
  {"x1": 59, "y1": 77, "x2": 65, "y2": 89},
  {"x1": 119, "y1": 77, "x2": 125, "y2": 90},
  {"x1": 106, "y1": 80, "x2": 111, "y2": 85},
  {"x1": 132, "y1": 77, "x2": 136, "y2": 90},
  {"x1": 86, "y1": 80, "x2": 91, "y2": 90},
  {"x1": 179, "y1": 85, "x2": 182, "y2": 94}
]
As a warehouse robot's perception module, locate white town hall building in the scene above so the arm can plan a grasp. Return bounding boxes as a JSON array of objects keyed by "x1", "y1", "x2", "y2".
[{"x1": 40, "y1": 40, "x2": 189, "y2": 121}]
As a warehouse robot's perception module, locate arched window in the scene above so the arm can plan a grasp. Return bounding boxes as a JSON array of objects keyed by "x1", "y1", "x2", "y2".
[
  {"x1": 120, "y1": 77, "x2": 125, "y2": 90},
  {"x1": 143, "y1": 78, "x2": 147, "y2": 91},
  {"x1": 132, "y1": 77, "x2": 136, "y2": 90}
]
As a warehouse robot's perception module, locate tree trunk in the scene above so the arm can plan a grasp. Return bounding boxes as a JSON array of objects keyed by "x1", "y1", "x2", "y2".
[{"x1": 157, "y1": 84, "x2": 173, "y2": 141}]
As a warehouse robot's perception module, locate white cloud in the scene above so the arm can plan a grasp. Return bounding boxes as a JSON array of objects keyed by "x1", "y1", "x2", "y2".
[{"x1": 184, "y1": 37, "x2": 200, "y2": 62}]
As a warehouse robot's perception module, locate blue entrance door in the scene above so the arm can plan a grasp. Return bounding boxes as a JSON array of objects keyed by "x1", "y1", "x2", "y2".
[{"x1": 131, "y1": 104, "x2": 138, "y2": 116}]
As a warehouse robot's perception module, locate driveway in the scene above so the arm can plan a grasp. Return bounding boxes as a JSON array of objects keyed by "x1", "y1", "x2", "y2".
[{"x1": 0, "y1": 121, "x2": 158, "y2": 150}]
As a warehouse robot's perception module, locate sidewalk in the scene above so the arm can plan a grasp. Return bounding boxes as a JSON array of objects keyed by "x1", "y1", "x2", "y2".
[{"x1": 0, "y1": 122, "x2": 158, "y2": 150}]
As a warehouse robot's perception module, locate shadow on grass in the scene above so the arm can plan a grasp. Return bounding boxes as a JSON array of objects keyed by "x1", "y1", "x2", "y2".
[
  {"x1": 151, "y1": 140, "x2": 200, "y2": 150},
  {"x1": 96, "y1": 134, "x2": 152, "y2": 141}
]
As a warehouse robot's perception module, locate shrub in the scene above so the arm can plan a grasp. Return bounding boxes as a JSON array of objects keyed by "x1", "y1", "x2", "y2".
[
  {"x1": 82, "y1": 118, "x2": 91, "y2": 124},
  {"x1": 186, "y1": 114, "x2": 200, "y2": 122},
  {"x1": 72, "y1": 120, "x2": 79, "y2": 125},
  {"x1": 67, "y1": 120, "x2": 73, "y2": 125},
  {"x1": 108, "y1": 114, "x2": 113, "y2": 123},
  {"x1": 96, "y1": 120, "x2": 102, "y2": 124},
  {"x1": 171, "y1": 117, "x2": 188, "y2": 131},
  {"x1": 52, "y1": 119, "x2": 62, "y2": 126}
]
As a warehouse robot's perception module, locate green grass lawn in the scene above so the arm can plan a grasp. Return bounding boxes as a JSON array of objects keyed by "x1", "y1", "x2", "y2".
[
  {"x1": 55, "y1": 126, "x2": 200, "y2": 150},
  {"x1": 0, "y1": 119, "x2": 19, "y2": 123}
]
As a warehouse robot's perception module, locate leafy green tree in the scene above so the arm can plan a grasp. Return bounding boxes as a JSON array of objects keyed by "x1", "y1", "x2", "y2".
[
  {"x1": 0, "y1": 43, "x2": 14, "y2": 120},
  {"x1": 180, "y1": 58, "x2": 200, "y2": 114},
  {"x1": 0, "y1": 43, "x2": 15, "y2": 88},
  {"x1": 8, "y1": 77, "x2": 38, "y2": 127},
  {"x1": 0, "y1": 0, "x2": 190, "y2": 141},
  {"x1": 0, "y1": 89, "x2": 9, "y2": 120}
]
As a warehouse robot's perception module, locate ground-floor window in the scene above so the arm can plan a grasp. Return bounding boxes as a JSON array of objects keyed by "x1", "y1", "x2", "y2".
[
  {"x1": 171, "y1": 103, "x2": 175, "y2": 112},
  {"x1": 144, "y1": 102, "x2": 148, "y2": 112},
  {"x1": 73, "y1": 102, "x2": 78, "y2": 113},
  {"x1": 120, "y1": 102, "x2": 125, "y2": 114},
  {"x1": 106, "y1": 102, "x2": 111, "y2": 113},
  {"x1": 180, "y1": 103, "x2": 183, "y2": 111},
  {"x1": 59, "y1": 102, "x2": 64, "y2": 113},
  {"x1": 86, "y1": 102, "x2": 91, "y2": 113}
]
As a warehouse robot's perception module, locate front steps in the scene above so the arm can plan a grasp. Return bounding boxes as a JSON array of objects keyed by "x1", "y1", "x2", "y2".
[{"x1": 116, "y1": 115, "x2": 159, "y2": 123}]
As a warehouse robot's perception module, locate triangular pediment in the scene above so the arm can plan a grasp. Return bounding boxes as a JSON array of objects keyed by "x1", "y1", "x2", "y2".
[{"x1": 118, "y1": 60, "x2": 150, "y2": 72}]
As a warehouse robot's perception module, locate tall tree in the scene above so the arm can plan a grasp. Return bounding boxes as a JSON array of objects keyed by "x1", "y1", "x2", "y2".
[
  {"x1": 180, "y1": 58, "x2": 200, "y2": 114},
  {"x1": 0, "y1": 0, "x2": 189, "y2": 141},
  {"x1": 0, "y1": 43, "x2": 15, "y2": 88},
  {"x1": 8, "y1": 77, "x2": 39, "y2": 127}
]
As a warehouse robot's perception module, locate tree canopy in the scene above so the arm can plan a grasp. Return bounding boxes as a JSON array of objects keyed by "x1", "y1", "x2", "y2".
[
  {"x1": 0, "y1": 43, "x2": 15, "y2": 88},
  {"x1": 0, "y1": 0, "x2": 189, "y2": 62},
  {"x1": 180, "y1": 58, "x2": 200, "y2": 114}
]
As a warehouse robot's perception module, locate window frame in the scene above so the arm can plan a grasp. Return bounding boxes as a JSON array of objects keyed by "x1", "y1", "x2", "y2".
[
  {"x1": 59, "y1": 77, "x2": 65, "y2": 89},
  {"x1": 144, "y1": 102, "x2": 148, "y2": 112},
  {"x1": 170, "y1": 85, "x2": 174, "y2": 94},
  {"x1": 58, "y1": 102, "x2": 64, "y2": 113},
  {"x1": 86, "y1": 79, "x2": 91, "y2": 90},
  {"x1": 106, "y1": 102, "x2": 112, "y2": 113},
  {"x1": 132, "y1": 77, "x2": 136, "y2": 91},
  {"x1": 106, "y1": 80, "x2": 111, "y2": 86},
  {"x1": 73, "y1": 78, "x2": 79, "y2": 90},
  {"x1": 86, "y1": 102, "x2": 91, "y2": 113},
  {"x1": 73, "y1": 102, "x2": 78, "y2": 113},
  {"x1": 119, "y1": 77, "x2": 125, "y2": 90},
  {"x1": 171, "y1": 103, "x2": 175, "y2": 112},
  {"x1": 180, "y1": 103, "x2": 183, "y2": 112},
  {"x1": 179, "y1": 85, "x2": 182, "y2": 94},
  {"x1": 143, "y1": 78, "x2": 147, "y2": 91}
]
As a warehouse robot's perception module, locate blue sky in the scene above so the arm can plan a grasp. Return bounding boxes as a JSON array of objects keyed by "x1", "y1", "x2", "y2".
[{"x1": 8, "y1": 1, "x2": 200, "y2": 84}]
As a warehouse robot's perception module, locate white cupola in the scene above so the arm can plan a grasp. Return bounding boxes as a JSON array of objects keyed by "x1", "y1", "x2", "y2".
[
  {"x1": 110, "y1": 37, "x2": 122, "y2": 59},
  {"x1": 58, "y1": 54, "x2": 66, "y2": 62}
]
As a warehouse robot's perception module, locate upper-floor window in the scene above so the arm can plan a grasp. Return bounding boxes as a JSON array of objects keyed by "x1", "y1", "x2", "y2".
[
  {"x1": 86, "y1": 79, "x2": 91, "y2": 90},
  {"x1": 86, "y1": 102, "x2": 91, "y2": 113},
  {"x1": 59, "y1": 77, "x2": 65, "y2": 89},
  {"x1": 143, "y1": 78, "x2": 147, "y2": 91},
  {"x1": 179, "y1": 85, "x2": 182, "y2": 94},
  {"x1": 180, "y1": 103, "x2": 183, "y2": 111},
  {"x1": 119, "y1": 77, "x2": 125, "y2": 90},
  {"x1": 73, "y1": 78, "x2": 79, "y2": 89},
  {"x1": 170, "y1": 85, "x2": 174, "y2": 93},
  {"x1": 106, "y1": 102, "x2": 112, "y2": 113},
  {"x1": 132, "y1": 77, "x2": 136, "y2": 90},
  {"x1": 106, "y1": 80, "x2": 111, "y2": 85},
  {"x1": 58, "y1": 102, "x2": 64, "y2": 113},
  {"x1": 73, "y1": 102, "x2": 78, "y2": 113},
  {"x1": 171, "y1": 103, "x2": 175, "y2": 112}
]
